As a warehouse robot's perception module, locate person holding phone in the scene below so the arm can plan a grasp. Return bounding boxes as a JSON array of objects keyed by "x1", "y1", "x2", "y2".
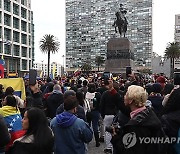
[{"x1": 27, "y1": 82, "x2": 44, "y2": 109}]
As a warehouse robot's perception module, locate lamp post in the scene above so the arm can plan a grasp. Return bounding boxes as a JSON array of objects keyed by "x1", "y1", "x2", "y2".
[
  {"x1": 62, "y1": 55, "x2": 65, "y2": 74},
  {"x1": 41, "y1": 60, "x2": 44, "y2": 78}
]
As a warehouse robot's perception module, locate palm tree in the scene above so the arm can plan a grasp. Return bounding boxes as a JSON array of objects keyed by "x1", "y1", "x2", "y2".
[
  {"x1": 165, "y1": 42, "x2": 180, "y2": 78},
  {"x1": 81, "y1": 63, "x2": 92, "y2": 74},
  {"x1": 95, "y1": 56, "x2": 104, "y2": 72},
  {"x1": 40, "y1": 34, "x2": 60, "y2": 77}
]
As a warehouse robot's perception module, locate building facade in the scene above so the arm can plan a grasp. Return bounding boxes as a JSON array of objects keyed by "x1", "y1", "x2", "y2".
[
  {"x1": 33, "y1": 62, "x2": 63, "y2": 77},
  {"x1": 175, "y1": 14, "x2": 180, "y2": 43},
  {"x1": 174, "y1": 14, "x2": 180, "y2": 69},
  {"x1": 0, "y1": 0, "x2": 34, "y2": 76},
  {"x1": 66, "y1": 0, "x2": 152, "y2": 70}
]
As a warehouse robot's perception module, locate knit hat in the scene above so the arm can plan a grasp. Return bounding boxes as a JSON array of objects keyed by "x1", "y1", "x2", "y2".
[
  {"x1": 152, "y1": 83, "x2": 162, "y2": 93},
  {"x1": 156, "y1": 76, "x2": 165, "y2": 83},
  {"x1": 156, "y1": 76, "x2": 165, "y2": 89}
]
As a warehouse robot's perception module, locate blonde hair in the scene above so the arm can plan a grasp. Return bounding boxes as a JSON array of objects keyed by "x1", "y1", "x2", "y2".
[{"x1": 126, "y1": 85, "x2": 148, "y2": 107}]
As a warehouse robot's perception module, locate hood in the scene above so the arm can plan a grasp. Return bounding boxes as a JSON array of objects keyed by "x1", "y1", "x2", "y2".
[
  {"x1": 127, "y1": 107, "x2": 161, "y2": 130},
  {"x1": 53, "y1": 90, "x2": 62, "y2": 94},
  {"x1": 56, "y1": 111, "x2": 77, "y2": 128}
]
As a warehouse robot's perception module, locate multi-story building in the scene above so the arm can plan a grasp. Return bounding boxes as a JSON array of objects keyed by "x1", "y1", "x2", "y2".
[
  {"x1": 175, "y1": 14, "x2": 180, "y2": 43},
  {"x1": 33, "y1": 62, "x2": 64, "y2": 77},
  {"x1": 66, "y1": 0, "x2": 152, "y2": 71},
  {"x1": 0, "y1": 0, "x2": 34, "y2": 76},
  {"x1": 174, "y1": 14, "x2": 180, "y2": 69}
]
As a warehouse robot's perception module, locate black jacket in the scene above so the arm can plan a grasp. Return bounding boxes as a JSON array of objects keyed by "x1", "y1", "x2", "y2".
[
  {"x1": 0, "y1": 115, "x2": 10, "y2": 152},
  {"x1": 100, "y1": 89, "x2": 126, "y2": 118},
  {"x1": 148, "y1": 94, "x2": 163, "y2": 117},
  {"x1": 111, "y1": 107, "x2": 165, "y2": 154},
  {"x1": 8, "y1": 141, "x2": 53, "y2": 154},
  {"x1": 45, "y1": 92, "x2": 64, "y2": 119},
  {"x1": 161, "y1": 110, "x2": 180, "y2": 153}
]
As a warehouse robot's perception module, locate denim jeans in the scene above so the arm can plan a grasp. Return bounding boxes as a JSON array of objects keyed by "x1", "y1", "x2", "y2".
[{"x1": 89, "y1": 110, "x2": 100, "y2": 133}]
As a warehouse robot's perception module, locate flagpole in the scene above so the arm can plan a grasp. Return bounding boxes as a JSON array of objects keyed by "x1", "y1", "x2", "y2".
[{"x1": 11, "y1": 41, "x2": 13, "y2": 73}]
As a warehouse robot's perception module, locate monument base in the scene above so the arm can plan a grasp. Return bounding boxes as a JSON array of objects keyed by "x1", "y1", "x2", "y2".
[{"x1": 105, "y1": 38, "x2": 134, "y2": 74}]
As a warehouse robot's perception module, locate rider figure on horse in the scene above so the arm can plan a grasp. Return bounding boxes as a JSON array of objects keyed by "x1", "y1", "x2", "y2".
[{"x1": 113, "y1": 4, "x2": 128, "y2": 37}]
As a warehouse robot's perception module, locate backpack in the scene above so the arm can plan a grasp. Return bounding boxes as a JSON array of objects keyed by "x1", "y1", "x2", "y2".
[{"x1": 85, "y1": 92, "x2": 96, "y2": 112}]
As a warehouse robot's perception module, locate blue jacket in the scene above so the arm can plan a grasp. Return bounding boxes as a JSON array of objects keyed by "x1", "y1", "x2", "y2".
[{"x1": 50, "y1": 111, "x2": 93, "y2": 154}]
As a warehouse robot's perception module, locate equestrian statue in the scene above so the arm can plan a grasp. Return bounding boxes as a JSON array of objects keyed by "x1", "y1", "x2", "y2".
[{"x1": 113, "y1": 4, "x2": 128, "y2": 37}]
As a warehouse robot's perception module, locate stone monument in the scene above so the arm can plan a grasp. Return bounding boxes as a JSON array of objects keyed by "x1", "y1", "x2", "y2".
[{"x1": 105, "y1": 38, "x2": 134, "y2": 73}]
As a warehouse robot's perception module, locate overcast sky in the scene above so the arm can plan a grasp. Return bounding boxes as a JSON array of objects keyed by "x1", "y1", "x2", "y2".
[{"x1": 31, "y1": 0, "x2": 180, "y2": 65}]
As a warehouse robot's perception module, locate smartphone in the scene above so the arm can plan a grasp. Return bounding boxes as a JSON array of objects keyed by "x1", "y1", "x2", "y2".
[
  {"x1": 29, "y1": 69, "x2": 37, "y2": 85},
  {"x1": 103, "y1": 72, "x2": 112, "y2": 79},
  {"x1": 174, "y1": 72, "x2": 180, "y2": 85},
  {"x1": 126, "y1": 66, "x2": 132, "y2": 78}
]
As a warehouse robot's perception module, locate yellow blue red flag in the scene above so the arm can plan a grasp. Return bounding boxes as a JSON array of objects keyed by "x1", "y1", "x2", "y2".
[{"x1": 0, "y1": 78, "x2": 26, "y2": 100}]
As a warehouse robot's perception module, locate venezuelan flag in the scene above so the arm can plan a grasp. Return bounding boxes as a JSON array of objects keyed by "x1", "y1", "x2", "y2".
[
  {"x1": 0, "y1": 106, "x2": 25, "y2": 149},
  {"x1": 0, "y1": 78, "x2": 26, "y2": 100}
]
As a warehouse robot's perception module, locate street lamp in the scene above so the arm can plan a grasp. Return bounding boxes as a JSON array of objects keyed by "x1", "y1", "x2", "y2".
[
  {"x1": 62, "y1": 55, "x2": 65, "y2": 74},
  {"x1": 41, "y1": 60, "x2": 44, "y2": 78}
]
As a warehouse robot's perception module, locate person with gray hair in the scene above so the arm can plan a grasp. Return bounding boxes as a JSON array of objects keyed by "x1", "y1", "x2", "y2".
[{"x1": 45, "y1": 84, "x2": 64, "y2": 119}]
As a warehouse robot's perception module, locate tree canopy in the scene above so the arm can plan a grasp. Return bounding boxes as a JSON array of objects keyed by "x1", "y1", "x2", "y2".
[{"x1": 39, "y1": 34, "x2": 60, "y2": 77}]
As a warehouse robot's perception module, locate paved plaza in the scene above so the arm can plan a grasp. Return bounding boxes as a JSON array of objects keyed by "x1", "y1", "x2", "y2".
[{"x1": 88, "y1": 139, "x2": 105, "y2": 154}]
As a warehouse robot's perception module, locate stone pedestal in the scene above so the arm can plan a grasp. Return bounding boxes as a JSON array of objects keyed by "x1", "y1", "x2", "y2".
[{"x1": 105, "y1": 38, "x2": 134, "y2": 73}]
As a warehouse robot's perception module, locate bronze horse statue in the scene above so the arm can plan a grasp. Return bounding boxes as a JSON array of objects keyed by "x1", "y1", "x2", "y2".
[{"x1": 113, "y1": 11, "x2": 128, "y2": 37}]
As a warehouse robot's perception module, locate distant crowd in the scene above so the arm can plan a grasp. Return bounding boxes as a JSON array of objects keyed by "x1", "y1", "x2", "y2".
[{"x1": 0, "y1": 72, "x2": 180, "y2": 154}]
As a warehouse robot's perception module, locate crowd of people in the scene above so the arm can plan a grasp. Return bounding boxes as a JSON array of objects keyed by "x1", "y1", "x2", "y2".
[{"x1": 0, "y1": 72, "x2": 180, "y2": 154}]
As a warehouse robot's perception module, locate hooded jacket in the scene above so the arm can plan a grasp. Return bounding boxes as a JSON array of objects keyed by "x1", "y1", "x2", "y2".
[
  {"x1": 161, "y1": 110, "x2": 180, "y2": 154},
  {"x1": 111, "y1": 107, "x2": 165, "y2": 154},
  {"x1": 50, "y1": 111, "x2": 93, "y2": 154}
]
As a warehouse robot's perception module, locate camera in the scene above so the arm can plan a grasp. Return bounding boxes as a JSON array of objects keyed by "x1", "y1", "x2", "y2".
[{"x1": 105, "y1": 122, "x2": 121, "y2": 134}]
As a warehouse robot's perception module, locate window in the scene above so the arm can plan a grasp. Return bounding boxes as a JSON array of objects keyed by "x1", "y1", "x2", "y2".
[
  {"x1": 28, "y1": 10, "x2": 31, "y2": 21},
  {"x1": 4, "y1": 44, "x2": 11, "y2": 55},
  {"x1": 13, "y1": 45, "x2": 20, "y2": 56},
  {"x1": 4, "y1": 0, "x2": 11, "y2": 12},
  {"x1": 28, "y1": 35, "x2": 31, "y2": 45},
  {"x1": 22, "y1": 59, "x2": 27, "y2": 70},
  {"x1": 4, "y1": 28, "x2": 11, "y2": 40},
  {"x1": 21, "y1": 7, "x2": 27, "y2": 19},
  {"x1": 13, "y1": 17, "x2": 19, "y2": 29},
  {"x1": 4, "y1": 14, "x2": 11, "y2": 26},
  {"x1": 0, "y1": 28, "x2": 1, "y2": 39},
  {"x1": 21, "y1": 46, "x2": 27, "y2": 57},
  {"x1": 13, "y1": 3, "x2": 19, "y2": 15},
  {"x1": 0, "y1": 12, "x2": 1, "y2": 24},
  {"x1": 28, "y1": 23, "x2": 31, "y2": 33},
  {"x1": 21, "y1": 0, "x2": 27, "y2": 6},
  {"x1": 13, "y1": 31, "x2": 20, "y2": 43},
  {"x1": 21, "y1": 34, "x2": 27, "y2": 45},
  {"x1": 21, "y1": 20, "x2": 27, "y2": 32},
  {"x1": 29, "y1": 48, "x2": 31, "y2": 58}
]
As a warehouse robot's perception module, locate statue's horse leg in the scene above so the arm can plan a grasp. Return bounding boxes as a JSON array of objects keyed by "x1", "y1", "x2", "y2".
[
  {"x1": 118, "y1": 26, "x2": 122, "y2": 37},
  {"x1": 113, "y1": 21, "x2": 118, "y2": 33}
]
